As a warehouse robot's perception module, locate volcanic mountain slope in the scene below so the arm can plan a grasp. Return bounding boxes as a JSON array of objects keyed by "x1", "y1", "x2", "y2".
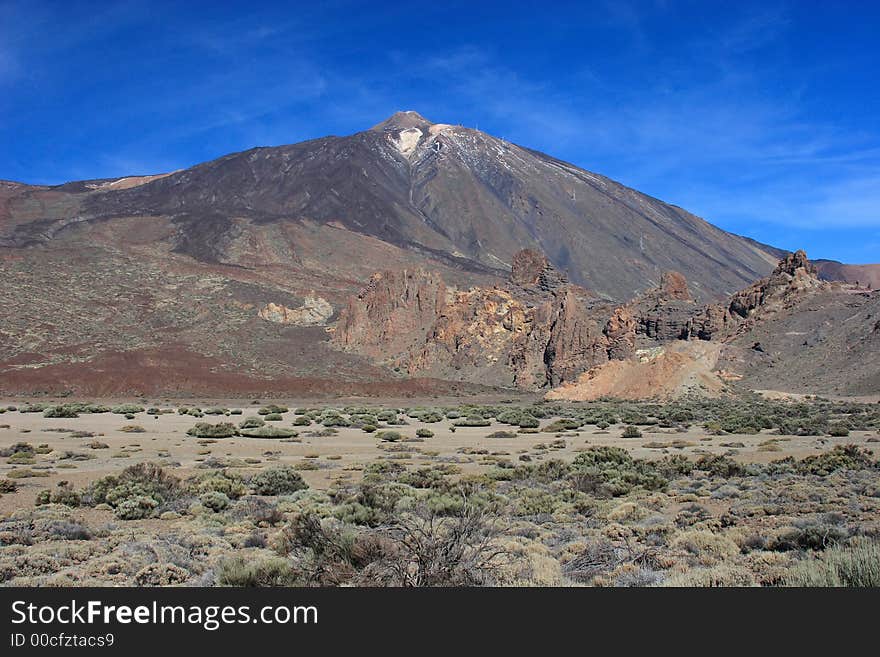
[
  {"x1": 0, "y1": 112, "x2": 875, "y2": 396},
  {"x1": 2, "y1": 111, "x2": 782, "y2": 302},
  {"x1": 813, "y1": 260, "x2": 880, "y2": 289}
]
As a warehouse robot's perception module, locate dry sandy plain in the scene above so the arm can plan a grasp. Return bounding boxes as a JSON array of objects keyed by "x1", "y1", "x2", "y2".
[
  {"x1": 2, "y1": 396, "x2": 879, "y2": 587},
  {"x1": 2, "y1": 397, "x2": 878, "y2": 513}
]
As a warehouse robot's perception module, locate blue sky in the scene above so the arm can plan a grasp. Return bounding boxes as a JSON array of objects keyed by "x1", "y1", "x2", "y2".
[{"x1": 1, "y1": 1, "x2": 878, "y2": 263}]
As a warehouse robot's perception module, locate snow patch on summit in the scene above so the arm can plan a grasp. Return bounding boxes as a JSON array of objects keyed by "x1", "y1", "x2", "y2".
[{"x1": 391, "y1": 127, "x2": 423, "y2": 157}]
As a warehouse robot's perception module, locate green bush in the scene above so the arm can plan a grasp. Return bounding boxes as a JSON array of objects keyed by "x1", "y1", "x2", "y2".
[
  {"x1": 797, "y1": 445, "x2": 875, "y2": 476},
  {"x1": 263, "y1": 413, "x2": 284, "y2": 422},
  {"x1": 111, "y1": 404, "x2": 144, "y2": 415},
  {"x1": 454, "y1": 415, "x2": 491, "y2": 427},
  {"x1": 186, "y1": 422, "x2": 237, "y2": 438},
  {"x1": 238, "y1": 426, "x2": 297, "y2": 438},
  {"x1": 542, "y1": 418, "x2": 581, "y2": 432},
  {"x1": 238, "y1": 417, "x2": 265, "y2": 429},
  {"x1": 258, "y1": 405, "x2": 288, "y2": 415},
  {"x1": 695, "y1": 454, "x2": 746, "y2": 478},
  {"x1": 570, "y1": 447, "x2": 667, "y2": 496},
  {"x1": 35, "y1": 483, "x2": 81, "y2": 507},
  {"x1": 86, "y1": 462, "x2": 184, "y2": 513},
  {"x1": 250, "y1": 466, "x2": 308, "y2": 496},
  {"x1": 200, "y1": 491, "x2": 230, "y2": 512},
  {"x1": 115, "y1": 495, "x2": 159, "y2": 520},
  {"x1": 377, "y1": 430, "x2": 403, "y2": 442},
  {"x1": 43, "y1": 405, "x2": 79, "y2": 418},
  {"x1": 189, "y1": 471, "x2": 247, "y2": 499},
  {"x1": 622, "y1": 425, "x2": 642, "y2": 438},
  {"x1": 416, "y1": 428, "x2": 434, "y2": 438}
]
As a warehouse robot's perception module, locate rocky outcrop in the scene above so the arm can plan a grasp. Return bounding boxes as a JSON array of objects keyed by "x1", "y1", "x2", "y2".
[
  {"x1": 333, "y1": 250, "x2": 624, "y2": 389},
  {"x1": 330, "y1": 248, "x2": 843, "y2": 395},
  {"x1": 543, "y1": 287, "x2": 612, "y2": 386},
  {"x1": 258, "y1": 295, "x2": 333, "y2": 326},
  {"x1": 333, "y1": 269, "x2": 447, "y2": 359},
  {"x1": 509, "y1": 248, "x2": 568, "y2": 292},
  {"x1": 727, "y1": 249, "x2": 822, "y2": 321}
]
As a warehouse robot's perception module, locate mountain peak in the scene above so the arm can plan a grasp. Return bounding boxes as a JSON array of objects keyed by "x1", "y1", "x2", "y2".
[{"x1": 371, "y1": 110, "x2": 434, "y2": 132}]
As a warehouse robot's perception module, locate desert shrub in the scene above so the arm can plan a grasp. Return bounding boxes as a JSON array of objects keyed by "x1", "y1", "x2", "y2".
[
  {"x1": 115, "y1": 495, "x2": 159, "y2": 520},
  {"x1": 416, "y1": 428, "x2": 434, "y2": 438},
  {"x1": 239, "y1": 426, "x2": 297, "y2": 438},
  {"x1": 361, "y1": 424, "x2": 377, "y2": 433},
  {"x1": 263, "y1": 413, "x2": 283, "y2": 422},
  {"x1": 695, "y1": 454, "x2": 746, "y2": 478},
  {"x1": 119, "y1": 425, "x2": 145, "y2": 433},
  {"x1": 454, "y1": 415, "x2": 491, "y2": 427},
  {"x1": 200, "y1": 491, "x2": 230, "y2": 512},
  {"x1": 496, "y1": 410, "x2": 524, "y2": 425},
  {"x1": 570, "y1": 447, "x2": 666, "y2": 496},
  {"x1": 238, "y1": 417, "x2": 265, "y2": 429},
  {"x1": 204, "y1": 407, "x2": 229, "y2": 415},
  {"x1": 42, "y1": 405, "x2": 79, "y2": 418},
  {"x1": 85, "y1": 462, "x2": 184, "y2": 514},
  {"x1": 769, "y1": 523, "x2": 847, "y2": 552},
  {"x1": 189, "y1": 471, "x2": 247, "y2": 499},
  {"x1": 486, "y1": 431, "x2": 517, "y2": 439},
  {"x1": 396, "y1": 466, "x2": 449, "y2": 489},
  {"x1": 6, "y1": 469, "x2": 49, "y2": 479},
  {"x1": 0, "y1": 479, "x2": 18, "y2": 493},
  {"x1": 797, "y1": 445, "x2": 875, "y2": 475},
  {"x1": 111, "y1": 404, "x2": 144, "y2": 415},
  {"x1": 784, "y1": 538, "x2": 880, "y2": 587},
  {"x1": 663, "y1": 564, "x2": 756, "y2": 587},
  {"x1": 230, "y1": 497, "x2": 284, "y2": 525},
  {"x1": 135, "y1": 563, "x2": 189, "y2": 586},
  {"x1": 18, "y1": 403, "x2": 48, "y2": 413},
  {"x1": 250, "y1": 466, "x2": 308, "y2": 496},
  {"x1": 362, "y1": 461, "x2": 406, "y2": 484},
  {"x1": 8, "y1": 452, "x2": 35, "y2": 464},
  {"x1": 217, "y1": 555, "x2": 300, "y2": 587},
  {"x1": 372, "y1": 505, "x2": 507, "y2": 586},
  {"x1": 656, "y1": 454, "x2": 695, "y2": 477},
  {"x1": 43, "y1": 520, "x2": 92, "y2": 541},
  {"x1": 672, "y1": 530, "x2": 740, "y2": 561},
  {"x1": 258, "y1": 405, "x2": 288, "y2": 415},
  {"x1": 419, "y1": 412, "x2": 443, "y2": 423},
  {"x1": 518, "y1": 415, "x2": 540, "y2": 429},
  {"x1": 828, "y1": 424, "x2": 850, "y2": 437},
  {"x1": 293, "y1": 416, "x2": 312, "y2": 426},
  {"x1": 35, "y1": 482, "x2": 81, "y2": 507},
  {"x1": 622, "y1": 425, "x2": 642, "y2": 438},
  {"x1": 542, "y1": 418, "x2": 581, "y2": 432},
  {"x1": 0, "y1": 442, "x2": 34, "y2": 457},
  {"x1": 376, "y1": 431, "x2": 403, "y2": 442},
  {"x1": 186, "y1": 422, "x2": 237, "y2": 438}
]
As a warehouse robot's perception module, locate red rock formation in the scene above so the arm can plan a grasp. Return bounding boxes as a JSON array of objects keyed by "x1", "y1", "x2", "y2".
[{"x1": 333, "y1": 269, "x2": 447, "y2": 360}]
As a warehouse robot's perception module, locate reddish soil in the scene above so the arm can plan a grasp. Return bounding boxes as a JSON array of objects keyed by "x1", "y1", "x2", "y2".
[{"x1": 0, "y1": 346, "x2": 500, "y2": 398}]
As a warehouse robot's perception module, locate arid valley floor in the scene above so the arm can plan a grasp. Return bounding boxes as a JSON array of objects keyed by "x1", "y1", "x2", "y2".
[{"x1": 1, "y1": 395, "x2": 878, "y2": 587}]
